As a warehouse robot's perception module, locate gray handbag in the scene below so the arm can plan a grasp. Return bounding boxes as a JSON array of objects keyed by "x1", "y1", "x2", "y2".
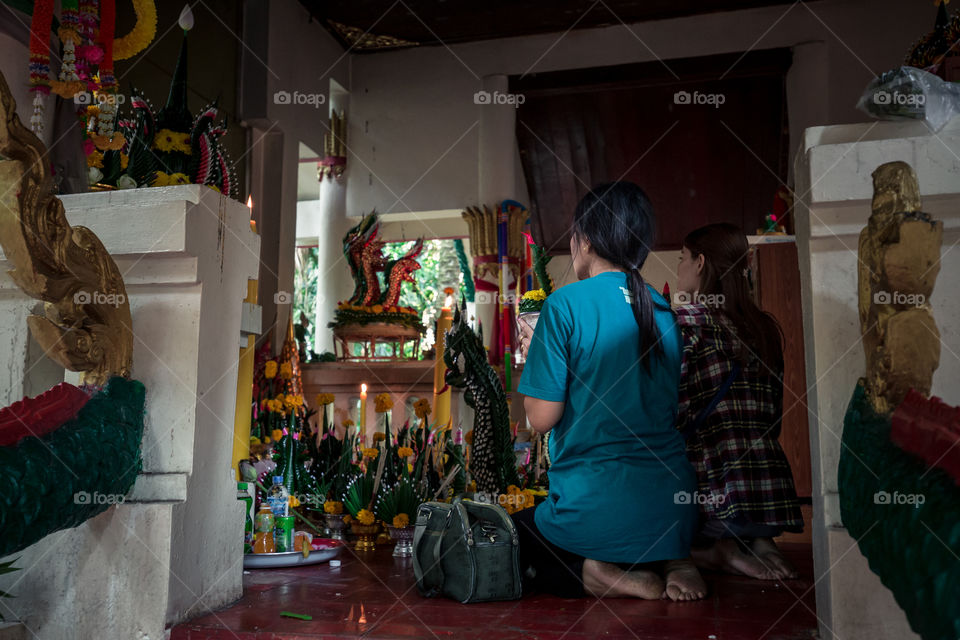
[{"x1": 413, "y1": 497, "x2": 522, "y2": 603}]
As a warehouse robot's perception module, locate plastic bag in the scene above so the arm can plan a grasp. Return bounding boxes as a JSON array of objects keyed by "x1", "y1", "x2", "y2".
[{"x1": 856, "y1": 66, "x2": 960, "y2": 132}]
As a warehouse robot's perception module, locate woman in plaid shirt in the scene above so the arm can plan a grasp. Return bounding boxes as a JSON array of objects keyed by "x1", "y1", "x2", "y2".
[{"x1": 675, "y1": 223, "x2": 804, "y2": 580}]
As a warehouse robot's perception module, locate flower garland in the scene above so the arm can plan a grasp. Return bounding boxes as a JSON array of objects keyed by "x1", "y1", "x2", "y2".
[
  {"x1": 77, "y1": 0, "x2": 103, "y2": 83},
  {"x1": 112, "y1": 0, "x2": 157, "y2": 60},
  {"x1": 27, "y1": 0, "x2": 54, "y2": 136},
  {"x1": 50, "y1": 0, "x2": 85, "y2": 100}
]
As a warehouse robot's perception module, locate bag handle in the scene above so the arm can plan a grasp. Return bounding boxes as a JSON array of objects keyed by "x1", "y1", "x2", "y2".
[
  {"x1": 682, "y1": 362, "x2": 740, "y2": 442},
  {"x1": 412, "y1": 507, "x2": 432, "y2": 589},
  {"x1": 413, "y1": 505, "x2": 452, "y2": 598}
]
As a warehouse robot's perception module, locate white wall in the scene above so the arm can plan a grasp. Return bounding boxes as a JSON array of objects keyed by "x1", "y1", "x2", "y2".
[
  {"x1": 262, "y1": 0, "x2": 350, "y2": 342},
  {"x1": 346, "y1": 0, "x2": 932, "y2": 220}
]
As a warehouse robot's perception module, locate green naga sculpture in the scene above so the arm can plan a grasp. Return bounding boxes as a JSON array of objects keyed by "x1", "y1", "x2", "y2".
[{"x1": 443, "y1": 305, "x2": 519, "y2": 495}]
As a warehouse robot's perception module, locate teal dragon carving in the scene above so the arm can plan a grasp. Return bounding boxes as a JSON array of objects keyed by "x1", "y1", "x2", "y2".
[{"x1": 443, "y1": 305, "x2": 519, "y2": 495}]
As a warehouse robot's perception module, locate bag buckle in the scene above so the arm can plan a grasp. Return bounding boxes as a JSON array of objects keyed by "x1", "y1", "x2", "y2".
[{"x1": 479, "y1": 521, "x2": 499, "y2": 543}]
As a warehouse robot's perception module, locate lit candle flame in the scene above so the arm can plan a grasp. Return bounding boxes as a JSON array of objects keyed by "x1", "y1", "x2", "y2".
[{"x1": 360, "y1": 383, "x2": 367, "y2": 396}]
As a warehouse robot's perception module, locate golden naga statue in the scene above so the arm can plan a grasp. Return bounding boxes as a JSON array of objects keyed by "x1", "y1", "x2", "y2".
[
  {"x1": 0, "y1": 71, "x2": 132, "y2": 386},
  {"x1": 858, "y1": 161, "x2": 942, "y2": 414}
]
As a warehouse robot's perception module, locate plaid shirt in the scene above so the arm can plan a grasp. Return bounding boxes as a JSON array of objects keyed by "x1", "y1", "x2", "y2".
[{"x1": 675, "y1": 304, "x2": 803, "y2": 530}]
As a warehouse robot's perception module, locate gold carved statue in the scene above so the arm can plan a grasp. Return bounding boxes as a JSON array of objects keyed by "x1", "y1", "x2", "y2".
[
  {"x1": 0, "y1": 70, "x2": 132, "y2": 385},
  {"x1": 858, "y1": 161, "x2": 942, "y2": 414}
]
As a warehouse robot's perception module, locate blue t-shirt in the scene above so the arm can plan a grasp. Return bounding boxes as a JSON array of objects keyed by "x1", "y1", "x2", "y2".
[{"x1": 518, "y1": 272, "x2": 697, "y2": 563}]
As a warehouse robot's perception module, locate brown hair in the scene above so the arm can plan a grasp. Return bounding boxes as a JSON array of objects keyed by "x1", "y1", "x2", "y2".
[{"x1": 682, "y1": 223, "x2": 783, "y2": 368}]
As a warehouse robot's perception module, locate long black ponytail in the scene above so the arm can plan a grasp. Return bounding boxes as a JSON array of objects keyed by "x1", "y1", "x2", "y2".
[{"x1": 572, "y1": 182, "x2": 663, "y2": 369}]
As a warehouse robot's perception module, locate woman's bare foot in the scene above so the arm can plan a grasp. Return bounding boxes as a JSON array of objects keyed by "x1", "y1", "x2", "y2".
[
  {"x1": 751, "y1": 537, "x2": 799, "y2": 580},
  {"x1": 582, "y1": 559, "x2": 664, "y2": 599},
  {"x1": 662, "y1": 558, "x2": 707, "y2": 601},
  {"x1": 692, "y1": 539, "x2": 778, "y2": 580}
]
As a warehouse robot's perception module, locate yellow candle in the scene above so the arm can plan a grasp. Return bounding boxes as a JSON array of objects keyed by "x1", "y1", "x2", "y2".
[
  {"x1": 433, "y1": 294, "x2": 454, "y2": 429},
  {"x1": 360, "y1": 383, "x2": 367, "y2": 435}
]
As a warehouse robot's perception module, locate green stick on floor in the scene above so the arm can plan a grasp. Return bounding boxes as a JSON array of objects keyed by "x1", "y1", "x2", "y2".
[{"x1": 280, "y1": 611, "x2": 313, "y2": 621}]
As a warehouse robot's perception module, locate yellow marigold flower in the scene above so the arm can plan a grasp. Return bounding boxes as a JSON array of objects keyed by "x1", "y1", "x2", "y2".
[
  {"x1": 372, "y1": 432, "x2": 386, "y2": 443},
  {"x1": 151, "y1": 171, "x2": 170, "y2": 187},
  {"x1": 374, "y1": 393, "x2": 393, "y2": 413},
  {"x1": 272, "y1": 429, "x2": 284, "y2": 441},
  {"x1": 154, "y1": 128, "x2": 191, "y2": 153},
  {"x1": 465, "y1": 430, "x2": 473, "y2": 445},
  {"x1": 316, "y1": 393, "x2": 335, "y2": 406},
  {"x1": 342, "y1": 514, "x2": 352, "y2": 524},
  {"x1": 86, "y1": 105, "x2": 100, "y2": 118},
  {"x1": 413, "y1": 398, "x2": 431, "y2": 419},
  {"x1": 522, "y1": 289, "x2": 547, "y2": 302},
  {"x1": 343, "y1": 419, "x2": 355, "y2": 428},
  {"x1": 292, "y1": 394, "x2": 304, "y2": 407},
  {"x1": 522, "y1": 489, "x2": 537, "y2": 509},
  {"x1": 264, "y1": 360, "x2": 278, "y2": 379},
  {"x1": 357, "y1": 509, "x2": 375, "y2": 526},
  {"x1": 120, "y1": 153, "x2": 129, "y2": 170},
  {"x1": 397, "y1": 446, "x2": 414, "y2": 458},
  {"x1": 372, "y1": 304, "x2": 384, "y2": 313},
  {"x1": 407, "y1": 463, "x2": 414, "y2": 473},
  {"x1": 392, "y1": 513, "x2": 410, "y2": 528},
  {"x1": 324, "y1": 500, "x2": 343, "y2": 514},
  {"x1": 289, "y1": 495, "x2": 300, "y2": 508},
  {"x1": 168, "y1": 172, "x2": 190, "y2": 185},
  {"x1": 280, "y1": 362, "x2": 293, "y2": 379},
  {"x1": 86, "y1": 150, "x2": 104, "y2": 168},
  {"x1": 507, "y1": 485, "x2": 521, "y2": 494},
  {"x1": 249, "y1": 436, "x2": 261, "y2": 445},
  {"x1": 275, "y1": 393, "x2": 286, "y2": 403},
  {"x1": 362, "y1": 447, "x2": 379, "y2": 459}
]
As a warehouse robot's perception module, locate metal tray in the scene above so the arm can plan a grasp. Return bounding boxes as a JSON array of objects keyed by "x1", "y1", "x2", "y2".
[{"x1": 243, "y1": 539, "x2": 344, "y2": 569}]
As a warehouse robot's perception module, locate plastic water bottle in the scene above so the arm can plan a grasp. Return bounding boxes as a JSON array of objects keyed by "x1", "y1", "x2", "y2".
[
  {"x1": 237, "y1": 482, "x2": 254, "y2": 553},
  {"x1": 267, "y1": 476, "x2": 289, "y2": 517}
]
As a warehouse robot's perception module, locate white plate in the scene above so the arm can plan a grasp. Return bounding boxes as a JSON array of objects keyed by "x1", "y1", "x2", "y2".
[{"x1": 243, "y1": 539, "x2": 344, "y2": 569}]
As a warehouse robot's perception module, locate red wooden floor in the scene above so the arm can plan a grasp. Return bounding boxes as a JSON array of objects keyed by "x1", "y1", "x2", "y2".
[{"x1": 170, "y1": 543, "x2": 818, "y2": 639}]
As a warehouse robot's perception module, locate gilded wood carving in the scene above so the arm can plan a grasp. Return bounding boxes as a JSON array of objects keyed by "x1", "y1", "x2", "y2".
[{"x1": 0, "y1": 71, "x2": 132, "y2": 386}]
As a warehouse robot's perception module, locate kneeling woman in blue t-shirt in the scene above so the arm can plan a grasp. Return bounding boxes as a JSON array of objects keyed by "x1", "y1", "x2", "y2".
[{"x1": 516, "y1": 181, "x2": 705, "y2": 601}]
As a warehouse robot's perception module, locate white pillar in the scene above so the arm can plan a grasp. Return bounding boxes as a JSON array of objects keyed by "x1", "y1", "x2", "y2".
[{"x1": 314, "y1": 175, "x2": 349, "y2": 354}]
